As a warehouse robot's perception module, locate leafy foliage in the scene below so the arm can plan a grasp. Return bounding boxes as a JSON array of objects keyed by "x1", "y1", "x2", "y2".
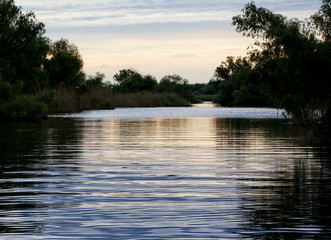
[
  {"x1": 0, "y1": 95, "x2": 48, "y2": 121},
  {"x1": 113, "y1": 69, "x2": 158, "y2": 92},
  {"x1": 311, "y1": 0, "x2": 331, "y2": 41},
  {"x1": 157, "y1": 74, "x2": 196, "y2": 102},
  {"x1": 0, "y1": 0, "x2": 49, "y2": 92},
  {"x1": 44, "y1": 39, "x2": 85, "y2": 88},
  {"x1": 212, "y1": 56, "x2": 270, "y2": 107},
  {"x1": 213, "y1": 1, "x2": 330, "y2": 128}
]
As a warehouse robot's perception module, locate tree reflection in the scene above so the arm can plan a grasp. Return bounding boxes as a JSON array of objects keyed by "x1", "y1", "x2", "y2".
[
  {"x1": 214, "y1": 119, "x2": 331, "y2": 238},
  {"x1": 0, "y1": 118, "x2": 84, "y2": 234},
  {"x1": 239, "y1": 158, "x2": 331, "y2": 238}
]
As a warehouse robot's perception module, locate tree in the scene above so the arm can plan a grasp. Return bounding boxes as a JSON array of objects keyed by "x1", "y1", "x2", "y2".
[
  {"x1": 231, "y1": 1, "x2": 330, "y2": 126},
  {"x1": 158, "y1": 74, "x2": 188, "y2": 92},
  {"x1": 86, "y1": 72, "x2": 106, "y2": 88},
  {"x1": 113, "y1": 69, "x2": 139, "y2": 84},
  {"x1": 0, "y1": 0, "x2": 49, "y2": 92},
  {"x1": 311, "y1": 0, "x2": 331, "y2": 41},
  {"x1": 159, "y1": 74, "x2": 188, "y2": 85},
  {"x1": 113, "y1": 69, "x2": 157, "y2": 92},
  {"x1": 44, "y1": 39, "x2": 85, "y2": 88},
  {"x1": 212, "y1": 56, "x2": 269, "y2": 107}
]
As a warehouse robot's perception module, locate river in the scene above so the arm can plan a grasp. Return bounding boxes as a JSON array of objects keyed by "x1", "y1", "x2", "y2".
[{"x1": 0, "y1": 104, "x2": 330, "y2": 239}]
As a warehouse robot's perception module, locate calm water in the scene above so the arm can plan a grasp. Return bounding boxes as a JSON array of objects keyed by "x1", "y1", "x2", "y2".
[{"x1": 1, "y1": 104, "x2": 330, "y2": 239}]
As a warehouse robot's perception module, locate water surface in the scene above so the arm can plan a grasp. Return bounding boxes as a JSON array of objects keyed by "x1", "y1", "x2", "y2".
[
  {"x1": 51, "y1": 105, "x2": 285, "y2": 120},
  {"x1": 1, "y1": 105, "x2": 330, "y2": 239}
]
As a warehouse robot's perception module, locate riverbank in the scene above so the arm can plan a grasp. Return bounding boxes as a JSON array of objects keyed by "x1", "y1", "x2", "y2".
[{"x1": 0, "y1": 88, "x2": 192, "y2": 122}]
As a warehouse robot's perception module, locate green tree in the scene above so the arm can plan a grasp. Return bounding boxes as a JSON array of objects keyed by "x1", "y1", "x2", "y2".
[
  {"x1": 157, "y1": 74, "x2": 199, "y2": 102},
  {"x1": 44, "y1": 39, "x2": 85, "y2": 88},
  {"x1": 113, "y1": 69, "x2": 138, "y2": 84},
  {"x1": 160, "y1": 74, "x2": 188, "y2": 85},
  {"x1": 113, "y1": 68, "x2": 157, "y2": 92},
  {"x1": 232, "y1": 1, "x2": 330, "y2": 126},
  {"x1": 0, "y1": 0, "x2": 49, "y2": 92},
  {"x1": 86, "y1": 72, "x2": 106, "y2": 88},
  {"x1": 158, "y1": 74, "x2": 188, "y2": 92},
  {"x1": 212, "y1": 56, "x2": 269, "y2": 107},
  {"x1": 311, "y1": 0, "x2": 331, "y2": 41}
]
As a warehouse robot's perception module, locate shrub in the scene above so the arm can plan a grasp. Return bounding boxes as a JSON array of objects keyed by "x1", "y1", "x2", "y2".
[
  {"x1": 1, "y1": 95, "x2": 48, "y2": 121},
  {"x1": 161, "y1": 94, "x2": 191, "y2": 107},
  {"x1": 37, "y1": 90, "x2": 56, "y2": 105}
]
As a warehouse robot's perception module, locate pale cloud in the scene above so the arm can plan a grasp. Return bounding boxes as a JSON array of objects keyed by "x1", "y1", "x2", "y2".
[
  {"x1": 172, "y1": 53, "x2": 198, "y2": 58},
  {"x1": 17, "y1": 0, "x2": 321, "y2": 27}
]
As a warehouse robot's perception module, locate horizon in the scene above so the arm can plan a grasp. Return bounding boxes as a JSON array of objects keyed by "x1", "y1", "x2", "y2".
[{"x1": 16, "y1": 0, "x2": 322, "y2": 84}]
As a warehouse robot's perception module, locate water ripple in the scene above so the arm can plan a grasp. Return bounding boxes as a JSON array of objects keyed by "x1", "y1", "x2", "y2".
[{"x1": 1, "y1": 115, "x2": 330, "y2": 239}]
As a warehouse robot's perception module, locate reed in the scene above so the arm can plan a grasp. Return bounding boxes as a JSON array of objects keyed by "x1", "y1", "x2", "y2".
[
  {"x1": 47, "y1": 87, "x2": 190, "y2": 114},
  {"x1": 110, "y1": 92, "x2": 191, "y2": 108}
]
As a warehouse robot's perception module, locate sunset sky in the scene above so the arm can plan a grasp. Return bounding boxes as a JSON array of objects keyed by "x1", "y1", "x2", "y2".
[{"x1": 16, "y1": 0, "x2": 321, "y2": 83}]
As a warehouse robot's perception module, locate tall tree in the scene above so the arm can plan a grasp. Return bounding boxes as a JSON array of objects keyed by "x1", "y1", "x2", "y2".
[
  {"x1": 44, "y1": 39, "x2": 85, "y2": 88},
  {"x1": 232, "y1": 1, "x2": 330, "y2": 126},
  {"x1": 311, "y1": 0, "x2": 331, "y2": 41},
  {"x1": 0, "y1": 0, "x2": 49, "y2": 92}
]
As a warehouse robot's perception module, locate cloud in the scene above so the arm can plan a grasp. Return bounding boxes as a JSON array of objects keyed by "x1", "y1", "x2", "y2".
[
  {"x1": 14, "y1": 0, "x2": 322, "y2": 83},
  {"x1": 16, "y1": 0, "x2": 321, "y2": 28},
  {"x1": 172, "y1": 53, "x2": 197, "y2": 58}
]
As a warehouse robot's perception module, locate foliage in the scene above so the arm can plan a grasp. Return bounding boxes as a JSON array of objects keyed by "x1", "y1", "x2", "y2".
[
  {"x1": 47, "y1": 87, "x2": 114, "y2": 113},
  {"x1": 158, "y1": 74, "x2": 188, "y2": 92},
  {"x1": 157, "y1": 74, "x2": 196, "y2": 102},
  {"x1": 212, "y1": 56, "x2": 270, "y2": 107},
  {"x1": 0, "y1": 79, "x2": 23, "y2": 100},
  {"x1": 212, "y1": 1, "x2": 330, "y2": 127},
  {"x1": 160, "y1": 94, "x2": 191, "y2": 107},
  {"x1": 113, "y1": 69, "x2": 158, "y2": 92},
  {"x1": 86, "y1": 72, "x2": 106, "y2": 88},
  {"x1": 0, "y1": 0, "x2": 49, "y2": 93},
  {"x1": 108, "y1": 92, "x2": 190, "y2": 108},
  {"x1": 37, "y1": 90, "x2": 56, "y2": 105},
  {"x1": 159, "y1": 74, "x2": 188, "y2": 85},
  {"x1": 311, "y1": 0, "x2": 331, "y2": 41},
  {"x1": 0, "y1": 95, "x2": 48, "y2": 121},
  {"x1": 44, "y1": 39, "x2": 85, "y2": 88},
  {"x1": 190, "y1": 83, "x2": 217, "y2": 96},
  {"x1": 77, "y1": 72, "x2": 106, "y2": 94}
]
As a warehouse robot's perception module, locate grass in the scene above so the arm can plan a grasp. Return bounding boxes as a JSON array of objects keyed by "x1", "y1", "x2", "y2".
[
  {"x1": 47, "y1": 87, "x2": 191, "y2": 114},
  {"x1": 196, "y1": 94, "x2": 217, "y2": 102},
  {"x1": 1, "y1": 87, "x2": 192, "y2": 121}
]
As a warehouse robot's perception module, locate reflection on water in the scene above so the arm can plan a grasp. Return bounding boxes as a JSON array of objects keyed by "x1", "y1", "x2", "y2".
[{"x1": 0, "y1": 111, "x2": 330, "y2": 239}]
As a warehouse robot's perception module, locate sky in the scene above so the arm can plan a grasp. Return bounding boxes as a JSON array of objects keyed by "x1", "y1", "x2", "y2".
[{"x1": 16, "y1": 0, "x2": 322, "y2": 83}]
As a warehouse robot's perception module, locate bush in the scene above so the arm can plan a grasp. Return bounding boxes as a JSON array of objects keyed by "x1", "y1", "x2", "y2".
[
  {"x1": 0, "y1": 80, "x2": 24, "y2": 101},
  {"x1": 1, "y1": 95, "x2": 48, "y2": 121},
  {"x1": 161, "y1": 94, "x2": 191, "y2": 107},
  {"x1": 37, "y1": 90, "x2": 56, "y2": 105},
  {"x1": 90, "y1": 97, "x2": 115, "y2": 110},
  {"x1": 0, "y1": 79, "x2": 12, "y2": 100}
]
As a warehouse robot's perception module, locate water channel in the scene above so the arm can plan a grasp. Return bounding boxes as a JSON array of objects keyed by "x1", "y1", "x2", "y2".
[{"x1": 0, "y1": 103, "x2": 330, "y2": 239}]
